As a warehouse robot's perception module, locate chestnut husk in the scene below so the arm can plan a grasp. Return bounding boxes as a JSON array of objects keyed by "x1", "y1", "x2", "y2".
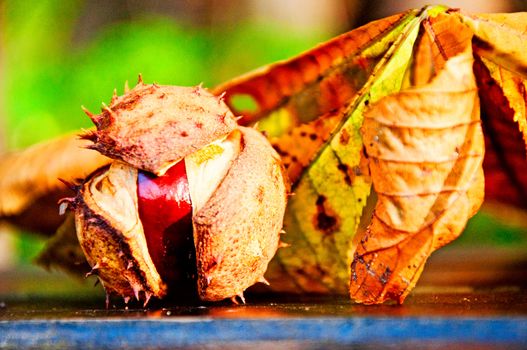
[{"x1": 74, "y1": 82, "x2": 289, "y2": 304}]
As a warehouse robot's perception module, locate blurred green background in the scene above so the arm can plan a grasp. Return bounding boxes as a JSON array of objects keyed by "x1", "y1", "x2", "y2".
[{"x1": 1, "y1": 0, "x2": 526, "y2": 268}]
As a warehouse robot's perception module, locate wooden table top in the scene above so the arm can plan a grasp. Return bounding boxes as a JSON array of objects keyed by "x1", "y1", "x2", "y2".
[{"x1": 1, "y1": 246, "x2": 527, "y2": 349}]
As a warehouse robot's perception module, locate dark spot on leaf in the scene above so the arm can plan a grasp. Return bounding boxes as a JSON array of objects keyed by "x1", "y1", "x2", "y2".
[
  {"x1": 180, "y1": 131, "x2": 189, "y2": 137},
  {"x1": 317, "y1": 212, "x2": 337, "y2": 233},
  {"x1": 379, "y1": 267, "x2": 392, "y2": 285},
  {"x1": 352, "y1": 166, "x2": 362, "y2": 176},
  {"x1": 295, "y1": 268, "x2": 308, "y2": 276},
  {"x1": 195, "y1": 122, "x2": 203, "y2": 129},
  {"x1": 315, "y1": 264, "x2": 326, "y2": 277},
  {"x1": 337, "y1": 163, "x2": 352, "y2": 186},
  {"x1": 472, "y1": 37, "x2": 494, "y2": 53},
  {"x1": 309, "y1": 133, "x2": 317, "y2": 141},
  {"x1": 313, "y1": 195, "x2": 340, "y2": 235},
  {"x1": 339, "y1": 129, "x2": 350, "y2": 145},
  {"x1": 300, "y1": 131, "x2": 307, "y2": 137},
  {"x1": 274, "y1": 145, "x2": 289, "y2": 157},
  {"x1": 362, "y1": 147, "x2": 369, "y2": 159}
]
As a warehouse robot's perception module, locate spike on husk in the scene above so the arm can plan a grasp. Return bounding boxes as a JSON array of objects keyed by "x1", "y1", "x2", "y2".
[
  {"x1": 258, "y1": 276, "x2": 270, "y2": 285},
  {"x1": 143, "y1": 291, "x2": 153, "y2": 307},
  {"x1": 81, "y1": 105, "x2": 94, "y2": 118},
  {"x1": 85, "y1": 262, "x2": 100, "y2": 278},
  {"x1": 193, "y1": 83, "x2": 204, "y2": 96},
  {"x1": 78, "y1": 130, "x2": 98, "y2": 143},
  {"x1": 230, "y1": 293, "x2": 246, "y2": 305},
  {"x1": 217, "y1": 91, "x2": 226, "y2": 104},
  {"x1": 111, "y1": 89, "x2": 118, "y2": 104},
  {"x1": 278, "y1": 241, "x2": 290, "y2": 249}
]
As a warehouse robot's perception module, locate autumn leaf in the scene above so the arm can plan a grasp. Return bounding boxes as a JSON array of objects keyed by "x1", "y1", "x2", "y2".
[
  {"x1": 214, "y1": 10, "x2": 420, "y2": 133},
  {"x1": 350, "y1": 14, "x2": 484, "y2": 303},
  {"x1": 462, "y1": 12, "x2": 527, "y2": 78},
  {"x1": 0, "y1": 134, "x2": 110, "y2": 234},
  {"x1": 459, "y1": 13, "x2": 527, "y2": 208},
  {"x1": 36, "y1": 213, "x2": 90, "y2": 275}
]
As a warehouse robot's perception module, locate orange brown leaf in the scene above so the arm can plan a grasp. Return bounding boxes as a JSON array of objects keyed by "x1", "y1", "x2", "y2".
[
  {"x1": 0, "y1": 134, "x2": 111, "y2": 234},
  {"x1": 475, "y1": 58, "x2": 527, "y2": 208},
  {"x1": 270, "y1": 108, "x2": 344, "y2": 184},
  {"x1": 214, "y1": 10, "x2": 418, "y2": 129},
  {"x1": 460, "y1": 12, "x2": 527, "y2": 208},
  {"x1": 350, "y1": 35, "x2": 484, "y2": 303}
]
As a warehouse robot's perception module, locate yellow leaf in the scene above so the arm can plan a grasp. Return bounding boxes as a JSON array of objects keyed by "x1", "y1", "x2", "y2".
[{"x1": 261, "y1": 8, "x2": 431, "y2": 294}]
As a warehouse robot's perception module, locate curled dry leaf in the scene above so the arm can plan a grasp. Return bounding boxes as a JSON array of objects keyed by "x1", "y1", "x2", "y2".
[
  {"x1": 219, "y1": 7, "x2": 521, "y2": 303},
  {"x1": 0, "y1": 134, "x2": 110, "y2": 234},
  {"x1": 460, "y1": 12, "x2": 527, "y2": 208},
  {"x1": 350, "y1": 45, "x2": 484, "y2": 303}
]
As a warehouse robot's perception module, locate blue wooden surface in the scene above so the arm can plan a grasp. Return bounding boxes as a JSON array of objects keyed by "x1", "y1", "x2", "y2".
[
  {"x1": 2, "y1": 316, "x2": 527, "y2": 349},
  {"x1": 2, "y1": 247, "x2": 527, "y2": 349}
]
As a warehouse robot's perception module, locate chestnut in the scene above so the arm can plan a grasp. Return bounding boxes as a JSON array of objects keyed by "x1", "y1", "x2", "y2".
[{"x1": 71, "y1": 80, "x2": 289, "y2": 305}]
